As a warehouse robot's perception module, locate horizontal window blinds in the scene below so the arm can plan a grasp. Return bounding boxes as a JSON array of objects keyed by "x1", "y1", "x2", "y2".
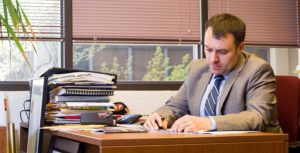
[
  {"x1": 0, "y1": 0, "x2": 63, "y2": 40},
  {"x1": 72, "y1": 0, "x2": 200, "y2": 43},
  {"x1": 208, "y1": 0, "x2": 298, "y2": 47}
]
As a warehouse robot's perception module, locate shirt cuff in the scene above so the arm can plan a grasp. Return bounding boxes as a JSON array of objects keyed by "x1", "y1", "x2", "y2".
[{"x1": 208, "y1": 116, "x2": 217, "y2": 131}]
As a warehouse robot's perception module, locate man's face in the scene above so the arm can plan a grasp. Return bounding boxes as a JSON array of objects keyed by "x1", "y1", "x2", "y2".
[{"x1": 204, "y1": 27, "x2": 244, "y2": 75}]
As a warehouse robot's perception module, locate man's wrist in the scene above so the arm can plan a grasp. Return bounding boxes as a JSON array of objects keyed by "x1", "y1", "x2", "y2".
[{"x1": 207, "y1": 116, "x2": 217, "y2": 131}]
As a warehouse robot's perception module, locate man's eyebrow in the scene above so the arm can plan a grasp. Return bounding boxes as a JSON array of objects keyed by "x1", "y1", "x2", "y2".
[
  {"x1": 216, "y1": 48, "x2": 229, "y2": 52},
  {"x1": 204, "y1": 45, "x2": 211, "y2": 49},
  {"x1": 204, "y1": 45, "x2": 228, "y2": 52}
]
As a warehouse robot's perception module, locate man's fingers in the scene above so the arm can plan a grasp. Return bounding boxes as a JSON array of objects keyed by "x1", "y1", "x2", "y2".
[
  {"x1": 143, "y1": 113, "x2": 163, "y2": 131},
  {"x1": 153, "y1": 113, "x2": 163, "y2": 126},
  {"x1": 144, "y1": 119, "x2": 158, "y2": 130},
  {"x1": 143, "y1": 119, "x2": 151, "y2": 129},
  {"x1": 176, "y1": 121, "x2": 190, "y2": 132},
  {"x1": 171, "y1": 115, "x2": 191, "y2": 132},
  {"x1": 171, "y1": 118, "x2": 183, "y2": 132},
  {"x1": 149, "y1": 118, "x2": 159, "y2": 130}
]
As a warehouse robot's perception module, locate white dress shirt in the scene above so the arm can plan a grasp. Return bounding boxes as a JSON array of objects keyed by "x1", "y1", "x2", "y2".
[{"x1": 200, "y1": 74, "x2": 227, "y2": 130}]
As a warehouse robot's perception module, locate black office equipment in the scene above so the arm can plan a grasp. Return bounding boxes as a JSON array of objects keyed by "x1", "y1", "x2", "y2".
[
  {"x1": 80, "y1": 112, "x2": 116, "y2": 126},
  {"x1": 117, "y1": 114, "x2": 142, "y2": 124}
]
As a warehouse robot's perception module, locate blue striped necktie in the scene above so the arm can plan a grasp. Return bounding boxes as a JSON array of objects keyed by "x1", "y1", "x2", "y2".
[{"x1": 204, "y1": 75, "x2": 224, "y2": 116}]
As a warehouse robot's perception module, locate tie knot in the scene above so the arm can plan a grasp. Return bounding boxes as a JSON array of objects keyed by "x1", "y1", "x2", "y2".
[
  {"x1": 215, "y1": 75, "x2": 224, "y2": 80},
  {"x1": 214, "y1": 75, "x2": 224, "y2": 90}
]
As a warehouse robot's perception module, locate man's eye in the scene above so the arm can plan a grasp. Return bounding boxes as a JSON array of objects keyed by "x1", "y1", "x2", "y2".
[
  {"x1": 219, "y1": 51, "x2": 226, "y2": 55},
  {"x1": 206, "y1": 49, "x2": 213, "y2": 52}
]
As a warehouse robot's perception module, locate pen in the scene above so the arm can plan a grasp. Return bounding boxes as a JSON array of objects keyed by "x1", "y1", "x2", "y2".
[{"x1": 160, "y1": 116, "x2": 168, "y2": 130}]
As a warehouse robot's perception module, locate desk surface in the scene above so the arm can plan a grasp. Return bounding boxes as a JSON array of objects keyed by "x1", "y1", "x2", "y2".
[
  {"x1": 53, "y1": 130, "x2": 287, "y2": 146},
  {"x1": 50, "y1": 130, "x2": 288, "y2": 153}
]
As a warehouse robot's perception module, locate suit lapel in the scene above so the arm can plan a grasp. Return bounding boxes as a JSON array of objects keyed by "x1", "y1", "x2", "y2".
[
  {"x1": 193, "y1": 72, "x2": 212, "y2": 116},
  {"x1": 217, "y1": 53, "x2": 247, "y2": 115}
]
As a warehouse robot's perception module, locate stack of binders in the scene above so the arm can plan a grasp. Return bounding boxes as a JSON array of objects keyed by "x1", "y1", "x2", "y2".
[{"x1": 45, "y1": 69, "x2": 117, "y2": 125}]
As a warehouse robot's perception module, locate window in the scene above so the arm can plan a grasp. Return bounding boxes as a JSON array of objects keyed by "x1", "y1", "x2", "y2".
[
  {"x1": 72, "y1": 0, "x2": 200, "y2": 43},
  {"x1": 245, "y1": 46, "x2": 299, "y2": 77},
  {"x1": 0, "y1": 0, "x2": 299, "y2": 91},
  {"x1": 0, "y1": 41, "x2": 61, "y2": 81},
  {"x1": 71, "y1": 0, "x2": 201, "y2": 89},
  {"x1": 73, "y1": 44, "x2": 197, "y2": 81},
  {"x1": 207, "y1": 0, "x2": 299, "y2": 77},
  {"x1": 0, "y1": 0, "x2": 63, "y2": 83},
  {"x1": 208, "y1": 0, "x2": 298, "y2": 46}
]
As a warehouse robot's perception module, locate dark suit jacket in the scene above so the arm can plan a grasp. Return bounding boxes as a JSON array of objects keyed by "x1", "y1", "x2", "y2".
[{"x1": 156, "y1": 51, "x2": 282, "y2": 132}]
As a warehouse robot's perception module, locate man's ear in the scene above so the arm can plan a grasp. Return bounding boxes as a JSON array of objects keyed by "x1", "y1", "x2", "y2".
[{"x1": 237, "y1": 42, "x2": 245, "y2": 53}]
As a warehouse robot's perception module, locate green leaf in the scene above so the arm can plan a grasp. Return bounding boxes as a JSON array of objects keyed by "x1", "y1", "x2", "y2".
[
  {"x1": 6, "y1": 0, "x2": 20, "y2": 29},
  {"x1": 0, "y1": 15, "x2": 30, "y2": 66},
  {"x1": 1, "y1": 0, "x2": 37, "y2": 65}
]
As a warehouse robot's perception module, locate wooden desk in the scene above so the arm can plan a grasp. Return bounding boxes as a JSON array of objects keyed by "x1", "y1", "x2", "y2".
[
  {"x1": 0, "y1": 126, "x2": 7, "y2": 153},
  {"x1": 50, "y1": 130, "x2": 288, "y2": 153}
]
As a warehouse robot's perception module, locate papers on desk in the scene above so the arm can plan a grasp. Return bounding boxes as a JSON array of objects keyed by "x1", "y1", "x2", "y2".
[
  {"x1": 42, "y1": 124, "x2": 148, "y2": 133},
  {"x1": 196, "y1": 130, "x2": 258, "y2": 135},
  {"x1": 41, "y1": 124, "x2": 105, "y2": 131},
  {"x1": 157, "y1": 129, "x2": 258, "y2": 135},
  {"x1": 93, "y1": 126, "x2": 148, "y2": 133}
]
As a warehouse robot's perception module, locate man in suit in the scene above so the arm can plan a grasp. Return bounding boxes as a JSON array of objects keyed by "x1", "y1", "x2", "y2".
[{"x1": 143, "y1": 13, "x2": 282, "y2": 133}]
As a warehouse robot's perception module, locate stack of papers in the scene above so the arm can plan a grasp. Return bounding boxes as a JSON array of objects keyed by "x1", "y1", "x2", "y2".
[
  {"x1": 45, "y1": 70, "x2": 117, "y2": 125},
  {"x1": 48, "y1": 72, "x2": 116, "y2": 85}
]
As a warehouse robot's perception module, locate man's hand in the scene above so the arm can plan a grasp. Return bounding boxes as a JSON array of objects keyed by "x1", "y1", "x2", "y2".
[
  {"x1": 143, "y1": 112, "x2": 164, "y2": 131},
  {"x1": 171, "y1": 115, "x2": 211, "y2": 132}
]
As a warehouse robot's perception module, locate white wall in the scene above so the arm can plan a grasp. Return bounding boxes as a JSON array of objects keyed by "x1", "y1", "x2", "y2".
[
  {"x1": 113, "y1": 90, "x2": 176, "y2": 115},
  {"x1": 0, "y1": 91, "x2": 30, "y2": 127},
  {"x1": 270, "y1": 48, "x2": 289, "y2": 75},
  {"x1": 270, "y1": 48, "x2": 298, "y2": 76}
]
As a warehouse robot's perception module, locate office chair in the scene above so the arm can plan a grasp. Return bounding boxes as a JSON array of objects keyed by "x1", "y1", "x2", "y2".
[{"x1": 275, "y1": 75, "x2": 300, "y2": 153}]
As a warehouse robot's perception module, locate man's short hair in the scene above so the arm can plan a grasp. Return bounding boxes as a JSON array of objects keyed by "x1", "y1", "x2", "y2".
[{"x1": 205, "y1": 13, "x2": 246, "y2": 47}]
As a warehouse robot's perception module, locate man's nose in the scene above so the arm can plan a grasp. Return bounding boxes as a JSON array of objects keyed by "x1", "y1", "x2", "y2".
[{"x1": 210, "y1": 52, "x2": 219, "y2": 62}]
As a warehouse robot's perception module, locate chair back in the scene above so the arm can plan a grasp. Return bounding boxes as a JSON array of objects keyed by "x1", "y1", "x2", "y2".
[{"x1": 276, "y1": 75, "x2": 300, "y2": 142}]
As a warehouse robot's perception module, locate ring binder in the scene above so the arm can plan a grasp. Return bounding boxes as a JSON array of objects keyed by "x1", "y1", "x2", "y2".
[{"x1": 50, "y1": 86, "x2": 115, "y2": 96}]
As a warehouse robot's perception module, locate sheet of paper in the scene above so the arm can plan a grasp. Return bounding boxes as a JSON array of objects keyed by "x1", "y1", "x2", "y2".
[
  {"x1": 156, "y1": 129, "x2": 258, "y2": 135},
  {"x1": 196, "y1": 131, "x2": 258, "y2": 135}
]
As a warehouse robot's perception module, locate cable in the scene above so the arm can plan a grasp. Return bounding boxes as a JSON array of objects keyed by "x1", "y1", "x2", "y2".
[
  {"x1": 20, "y1": 109, "x2": 30, "y2": 123},
  {"x1": 23, "y1": 99, "x2": 30, "y2": 119},
  {"x1": 19, "y1": 99, "x2": 31, "y2": 122}
]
